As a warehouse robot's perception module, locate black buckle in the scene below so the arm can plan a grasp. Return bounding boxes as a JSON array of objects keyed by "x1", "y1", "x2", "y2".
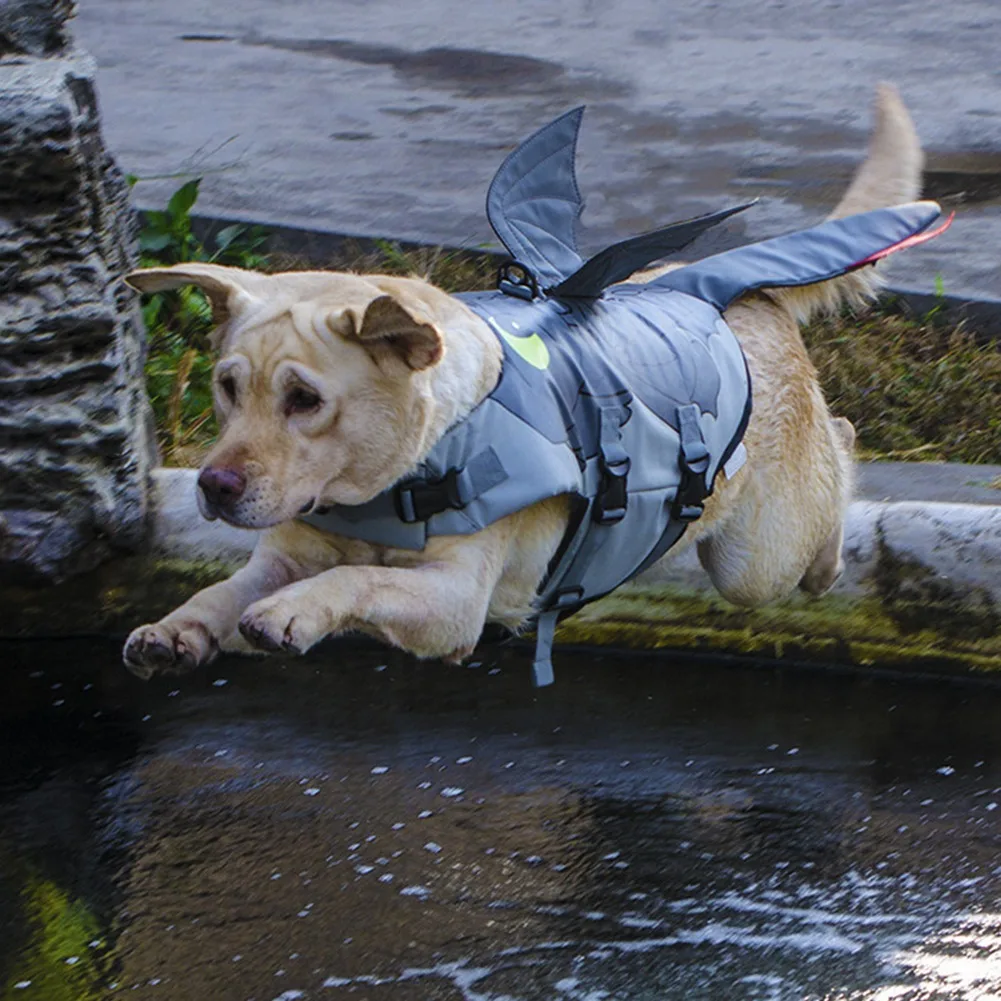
[
  {"x1": 674, "y1": 476, "x2": 707, "y2": 522},
  {"x1": 594, "y1": 454, "x2": 630, "y2": 525},
  {"x1": 498, "y1": 261, "x2": 539, "y2": 301},
  {"x1": 673, "y1": 403, "x2": 711, "y2": 523},
  {"x1": 395, "y1": 468, "x2": 465, "y2": 524},
  {"x1": 674, "y1": 444, "x2": 710, "y2": 522}
]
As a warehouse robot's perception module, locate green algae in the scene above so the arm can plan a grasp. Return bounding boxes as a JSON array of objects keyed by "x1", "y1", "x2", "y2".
[{"x1": 0, "y1": 866, "x2": 109, "y2": 1000}]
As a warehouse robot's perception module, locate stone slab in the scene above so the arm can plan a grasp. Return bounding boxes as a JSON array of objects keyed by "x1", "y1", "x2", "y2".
[
  {"x1": 147, "y1": 468, "x2": 1001, "y2": 677},
  {"x1": 6, "y1": 466, "x2": 1001, "y2": 679}
]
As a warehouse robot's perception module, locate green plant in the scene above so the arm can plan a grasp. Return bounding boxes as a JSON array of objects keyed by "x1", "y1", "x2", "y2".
[
  {"x1": 351, "y1": 239, "x2": 497, "y2": 292},
  {"x1": 135, "y1": 178, "x2": 269, "y2": 462}
]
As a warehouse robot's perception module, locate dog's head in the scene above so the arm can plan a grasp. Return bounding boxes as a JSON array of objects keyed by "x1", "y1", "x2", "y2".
[{"x1": 127, "y1": 263, "x2": 487, "y2": 529}]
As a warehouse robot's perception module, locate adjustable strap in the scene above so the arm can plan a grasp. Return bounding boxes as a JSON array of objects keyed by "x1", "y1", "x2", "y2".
[
  {"x1": 532, "y1": 610, "x2": 559, "y2": 688},
  {"x1": 674, "y1": 403, "x2": 711, "y2": 522},
  {"x1": 396, "y1": 447, "x2": 507, "y2": 524},
  {"x1": 593, "y1": 407, "x2": 631, "y2": 525},
  {"x1": 531, "y1": 588, "x2": 583, "y2": 688}
]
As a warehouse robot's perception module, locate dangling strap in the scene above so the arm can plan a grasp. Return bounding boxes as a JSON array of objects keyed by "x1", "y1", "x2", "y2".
[
  {"x1": 531, "y1": 589, "x2": 587, "y2": 687},
  {"x1": 532, "y1": 609, "x2": 559, "y2": 688}
]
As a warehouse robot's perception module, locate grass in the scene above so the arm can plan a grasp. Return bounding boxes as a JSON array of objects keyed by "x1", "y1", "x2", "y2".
[
  {"x1": 804, "y1": 303, "x2": 1001, "y2": 464},
  {"x1": 136, "y1": 179, "x2": 1001, "y2": 467}
]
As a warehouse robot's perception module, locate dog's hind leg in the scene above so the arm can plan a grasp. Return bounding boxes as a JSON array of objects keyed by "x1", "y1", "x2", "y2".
[
  {"x1": 698, "y1": 481, "x2": 841, "y2": 607},
  {"x1": 797, "y1": 519, "x2": 847, "y2": 596},
  {"x1": 697, "y1": 415, "x2": 854, "y2": 607},
  {"x1": 798, "y1": 416, "x2": 856, "y2": 596}
]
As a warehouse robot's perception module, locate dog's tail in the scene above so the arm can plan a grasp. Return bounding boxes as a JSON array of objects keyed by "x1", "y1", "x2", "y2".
[{"x1": 769, "y1": 83, "x2": 924, "y2": 323}]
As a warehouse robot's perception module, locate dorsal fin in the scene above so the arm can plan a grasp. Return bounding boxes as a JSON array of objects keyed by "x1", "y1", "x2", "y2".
[
  {"x1": 486, "y1": 107, "x2": 586, "y2": 288},
  {"x1": 552, "y1": 202, "x2": 756, "y2": 298},
  {"x1": 652, "y1": 201, "x2": 948, "y2": 310}
]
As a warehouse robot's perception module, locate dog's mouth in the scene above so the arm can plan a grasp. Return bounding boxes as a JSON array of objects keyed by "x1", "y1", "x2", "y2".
[{"x1": 196, "y1": 486, "x2": 317, "y2": 529}]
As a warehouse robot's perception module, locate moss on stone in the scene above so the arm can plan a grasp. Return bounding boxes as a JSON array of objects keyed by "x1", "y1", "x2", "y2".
[
  {"x1": 871, "y1": 528, "x2": 1000, "y2": 640},
  {"x1": 554, "y1": 581, "x2": 1001, "y2": 677},
  {"x1": 6, "y1": 547, "x2": 1001, "y2": 681}
]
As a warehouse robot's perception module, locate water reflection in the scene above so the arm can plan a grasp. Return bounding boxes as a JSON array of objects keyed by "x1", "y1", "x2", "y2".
[{"x1": 1, "y1": 640, "x2": 1000, "y2": 999}]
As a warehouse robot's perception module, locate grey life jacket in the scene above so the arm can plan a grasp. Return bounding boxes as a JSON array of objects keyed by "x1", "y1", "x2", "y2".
[{"x1": 302, "y1": 108, "x2": 949, "y2": 686}]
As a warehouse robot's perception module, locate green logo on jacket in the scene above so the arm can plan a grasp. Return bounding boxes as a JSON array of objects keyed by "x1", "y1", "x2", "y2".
[{"x1": 499, "y1": 330, "x2": 550, "y2": 370}]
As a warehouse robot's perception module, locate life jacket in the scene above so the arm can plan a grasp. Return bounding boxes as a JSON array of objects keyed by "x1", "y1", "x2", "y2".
[{"x1": 302, "y1": 108, "x2": 950, "y2": 686}]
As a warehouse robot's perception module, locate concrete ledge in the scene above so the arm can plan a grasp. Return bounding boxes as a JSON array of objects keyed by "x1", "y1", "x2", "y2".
[
  {"x1": 148, "y1": 469, "x2": 1001, "y2": 678},
  {"x1": 5, "y1": 467, "x2": 1000, "y2": 680},
  {"x1": 574, "y1": 498, "x2": 1001, "y2": 676}
]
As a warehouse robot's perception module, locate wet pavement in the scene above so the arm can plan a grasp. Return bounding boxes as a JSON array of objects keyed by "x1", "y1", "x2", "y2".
[
  {"x1": 855, "y1": 461, "x2": 1001, "y2": 505},
  {"x1": 2, "y1": 640, "x2": 1001, "y2": 999},
  {"x1": 74, "y1": 0, "x2": 1001, "y2": 304}
]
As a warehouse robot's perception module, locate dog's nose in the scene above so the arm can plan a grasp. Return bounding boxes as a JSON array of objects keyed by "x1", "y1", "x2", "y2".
[{"x1": 197, "y1": 466, "x2": 247, "y2": 510}]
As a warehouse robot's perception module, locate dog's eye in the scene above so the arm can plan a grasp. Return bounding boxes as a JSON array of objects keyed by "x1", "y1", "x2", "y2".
[
  {"x1": 284, "y1": 385, "x2": 322, "y2": 416},
  {"x1": 218, "y1": 375, "x2": 237, "y2": 403}
]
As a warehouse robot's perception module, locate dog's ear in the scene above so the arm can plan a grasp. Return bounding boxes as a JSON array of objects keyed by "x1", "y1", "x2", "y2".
[
  {"x1": 124, "y1": 263, "x2": 260, "y2": 338},
  {"x1": 351, "y1": 294, "x2": 445, "y2": 373}
]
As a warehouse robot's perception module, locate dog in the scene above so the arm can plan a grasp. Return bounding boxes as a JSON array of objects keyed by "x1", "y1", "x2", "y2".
[{"x1": 122, "y1": 85, "x2": 928, "y2": 680}]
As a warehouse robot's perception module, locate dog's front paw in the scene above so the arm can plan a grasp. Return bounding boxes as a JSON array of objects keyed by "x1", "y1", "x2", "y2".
[
  {"x1": 238, "y1": 596, "x2": 328, "y2": 656},
  {"x1": 123, "y1": 620, "x2": 218, "y2": 680}
]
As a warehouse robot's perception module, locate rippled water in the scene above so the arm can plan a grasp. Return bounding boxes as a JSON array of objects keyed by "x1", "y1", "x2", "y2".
[{"x1": 2, "y1": 639, "x2": 1000, "y2": 999}]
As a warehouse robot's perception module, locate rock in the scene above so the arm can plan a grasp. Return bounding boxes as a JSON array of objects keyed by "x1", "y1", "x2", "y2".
[
  {"x1": 0, "y1": 0, "x2": 75, "y2": 57},
  {"x1": 0, "y1": 5, "x2": 154, "y2": 583}
]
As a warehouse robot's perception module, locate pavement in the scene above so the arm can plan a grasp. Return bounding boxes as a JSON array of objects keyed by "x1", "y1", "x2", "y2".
[
  {"x1": 73, "y1": 0, "x2": 1001, "y2": 308},
  {"x1": 856, "y1": 461, "x2": 1001, "y2": 504},
  {"x1": 3, "y1": 636, "x2": 1001, "y2": 1000}
]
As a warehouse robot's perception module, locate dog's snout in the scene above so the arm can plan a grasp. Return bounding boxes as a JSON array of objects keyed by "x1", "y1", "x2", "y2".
[{"x1": 198, "y1": 466, "x2": 247, "y2": 509}]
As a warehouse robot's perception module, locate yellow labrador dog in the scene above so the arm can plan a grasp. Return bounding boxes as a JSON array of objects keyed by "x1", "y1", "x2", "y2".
[{"x1": 123, "y1": 85, "x2": 923, "y2": 678}]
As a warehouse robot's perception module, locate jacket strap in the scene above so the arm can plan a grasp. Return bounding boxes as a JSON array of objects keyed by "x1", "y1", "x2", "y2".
[
  {"x1": 532, "y1": 610, "x2": 559, "y2": 688},
  {"x1": 531, "y1": 588, "x2": 584, "y2": 687},
  {"x1": 395, "y1": 447, "x2": 507, "y2": 524},
  {"x1": 674, "y1": 403, "x2": 711, "y2": 522},
  {"x1": 594, "y1": 407, "x2": 631, "y2": 525}
]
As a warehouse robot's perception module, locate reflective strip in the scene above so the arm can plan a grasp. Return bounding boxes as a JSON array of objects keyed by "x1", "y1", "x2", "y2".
[{"x1": 723, "y1": 442, "x2": 748, "y2": 480}]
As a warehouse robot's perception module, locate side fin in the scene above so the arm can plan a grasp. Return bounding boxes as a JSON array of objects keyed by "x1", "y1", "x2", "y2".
[
  {"x1": 551, "y1": 201, "x2": 756, "y2": 298},
  {"x1": 486, "y1": 107, "x2": 586, "y2": 288},
  {"x1": 652, "y1": 201, "x2": 948, "y2": 310}
]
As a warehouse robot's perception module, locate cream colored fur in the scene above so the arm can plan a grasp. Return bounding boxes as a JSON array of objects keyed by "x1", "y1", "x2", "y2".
[{"x1": 123, "y1": 85, "x2": 932, "y2": 678}]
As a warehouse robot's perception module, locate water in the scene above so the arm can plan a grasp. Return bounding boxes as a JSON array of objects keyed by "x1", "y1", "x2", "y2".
[{"x1": 2, "y1": 639, "x2": 1001, "y2": 999}]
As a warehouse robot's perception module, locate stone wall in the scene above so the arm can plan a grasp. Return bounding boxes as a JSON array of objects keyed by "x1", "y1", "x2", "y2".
[{"x1": 0, "y1": 0, "x2": 153, "y2": 582}]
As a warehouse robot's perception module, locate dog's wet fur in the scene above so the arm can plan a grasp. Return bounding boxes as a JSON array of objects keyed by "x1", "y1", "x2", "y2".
[{"x1": 123, "y1": 85, "x2": 926, "y2": 678}]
